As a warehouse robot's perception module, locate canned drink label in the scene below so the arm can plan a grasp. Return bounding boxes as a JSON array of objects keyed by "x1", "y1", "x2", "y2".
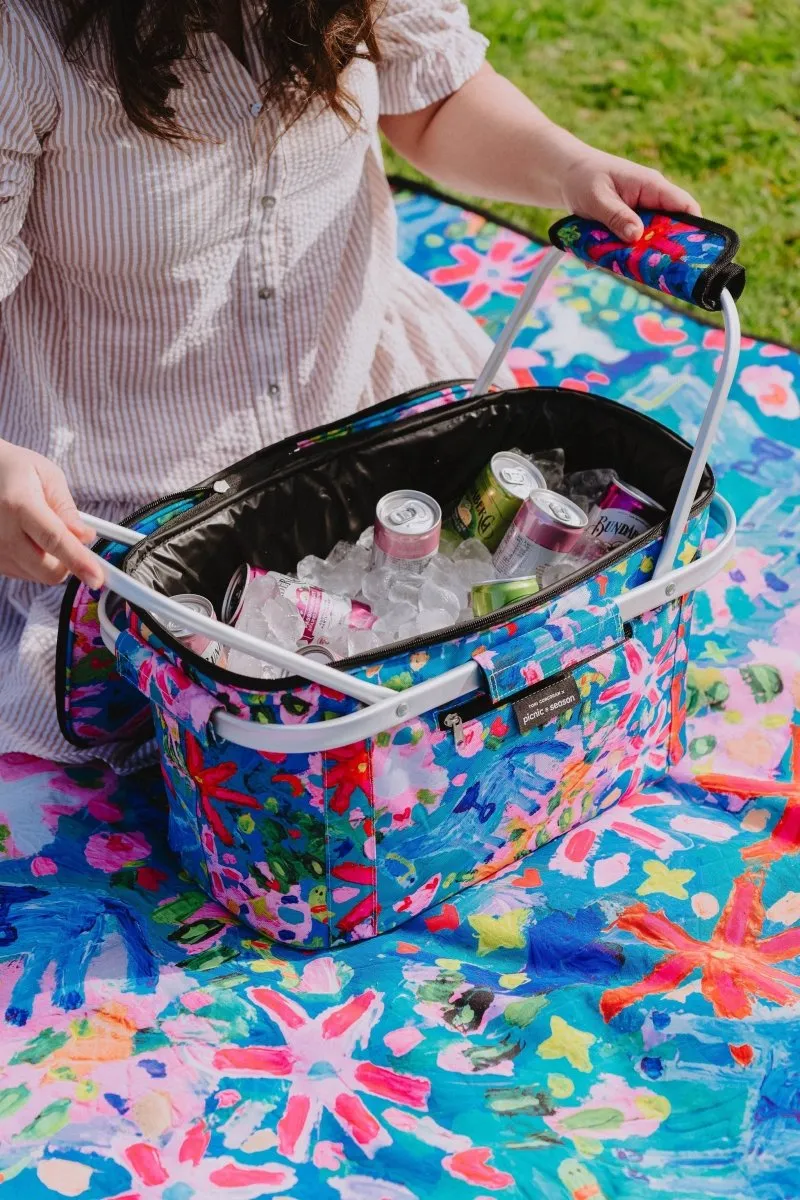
[
  {"x1": 369, "y1": 544, "x2": 433, "y2": 574},
  {"x1": 493, "y1": 528, "x2": 561, "y2": 577},
  {"x1": 447, "y1": 453, "x2": 543, "y2": 551},
  {"x1": 590, "y1": 506, "x2": 651, "y2": 547},
  {"x1": 274, "y1": 574, "x2": 376, "y2": 645}
]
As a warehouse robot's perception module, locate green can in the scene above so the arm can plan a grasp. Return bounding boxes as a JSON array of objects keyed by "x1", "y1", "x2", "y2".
[
  {"x1": 471, "y1": 575, "x2": 541, "y2": 617},
  {"x1": 445, "y1": 451, "x2": 546, "y2": 551}
]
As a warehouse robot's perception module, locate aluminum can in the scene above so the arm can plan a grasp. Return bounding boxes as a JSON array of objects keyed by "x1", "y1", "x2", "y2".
[
  {"x1": 163, "y1": 594, "x2": 222, "y2": 664},
  {"x1": 445, "y1": 452, "x2": 546, "y2": 551},
  {"x1": 221, "y1": 563, "x2": 268, "y2": 625},
  {"x1": 589, "y1": 479, "x2": 665, "y2": 549},
  {"x1": 296, "y1": 643, "x2": 339, "y2": 664},
  {"x1": 493, "y1": 491, "x2": 588, "y2": 577},
  {"x1": 471, "y1": 575, "x2": 541, "y2": 617},
  {"x1": 273, "y1": 574, "x2": 375, "y2": 647},
  {"x1": 371, "y1": 490, "x2": 442, "y2": 572}
]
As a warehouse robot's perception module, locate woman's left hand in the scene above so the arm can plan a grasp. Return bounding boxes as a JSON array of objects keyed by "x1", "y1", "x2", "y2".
[{"x1": 559, "y1": 148, "x2": 702, "y2": 244}]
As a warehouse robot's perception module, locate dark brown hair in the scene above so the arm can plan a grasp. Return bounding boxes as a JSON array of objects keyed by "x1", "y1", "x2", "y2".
[{"x1": 57, "y1": 1, "x2": 380, "y2": 138}]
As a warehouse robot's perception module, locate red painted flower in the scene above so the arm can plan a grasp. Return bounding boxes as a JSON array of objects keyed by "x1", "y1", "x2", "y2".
[
  {"x1": 214, "y1": 986, "x2": 430, "y2": 1161},
  {"x1": 183, "y1": 734, "x2": 260, "y2": 847},
  {"x1": 588, "y1": 215, "x2": 692, "y2": 283},
  {"x1": 108, "y1": 1119, "x2": 296, "y2": 1198},
  {"x1": 326, "y1": 743, "x2": 372, "y2": 815},
  {"x1": 601, "y1": 870, "x2": 800, "y2": 1021},
  {"x1": 697, "y1": 724, "x2": 800, "y2": 864}
]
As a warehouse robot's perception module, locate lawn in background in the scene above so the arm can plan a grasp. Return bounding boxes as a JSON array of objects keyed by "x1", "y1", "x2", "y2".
[{"x1": 385, "y1": 0, "x2": 799, "y2": 345}]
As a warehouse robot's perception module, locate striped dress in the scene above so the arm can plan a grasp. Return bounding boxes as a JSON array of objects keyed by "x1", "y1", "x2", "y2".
[{"x1": 0, "y1": 0, "x2": 511, "y2": 766}]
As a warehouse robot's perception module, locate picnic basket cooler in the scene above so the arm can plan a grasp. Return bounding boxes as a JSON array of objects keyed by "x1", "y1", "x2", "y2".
[{"x1": 61, "y1": 209, "x2": 744, "y2": 951}]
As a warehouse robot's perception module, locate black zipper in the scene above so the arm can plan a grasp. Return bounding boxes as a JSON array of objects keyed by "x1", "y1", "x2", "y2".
[
  {"x1": 119, "y1": 386, "x2": 714, "y2": 696},
  {"x1": 129, "y1": 488, "x2": 710, "y2": 698}
]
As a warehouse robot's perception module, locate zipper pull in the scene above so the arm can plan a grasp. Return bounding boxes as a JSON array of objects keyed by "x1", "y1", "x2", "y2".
[{"x1": 443, "y1": 712, "x2": 465, "y2": 747}]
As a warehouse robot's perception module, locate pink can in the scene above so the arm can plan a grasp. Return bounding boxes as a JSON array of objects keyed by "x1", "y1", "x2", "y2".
[
  {"x1": 222, "y1": 564, "x2": 269, "y2": 625},
  {"x1": 163, "y1": 594, "x2": 223, "y2": 664},
  {"x1": 283, "y1": 576, "x2": 376, "y2": 646},
  {"x1": 493, "y1": 490, "x2": 588, "y2": 577},
  {"x1": 371, "y1": 490, "x2": 442, "y2": 573},
  {"x1": 223, "y1": 564, "x2": 376, "y2": 648}
]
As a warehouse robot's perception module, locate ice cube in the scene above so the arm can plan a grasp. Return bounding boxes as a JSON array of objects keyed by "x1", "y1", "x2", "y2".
[
  {"x1": 414, "y1": 607, "x2": 453, "y2": 634},
  {"x1": 326, "y1": 547, "x2": 370, "y2": 599},
  {"x1": 347, "y1": 628, "x2": 382, "y2": 656},
  {"x1": 452, "y1": 537, "x2": 494, "y2": 566},
  {"x1": 540, "y1": 554, "x2": 585, "y2": 589},
  {"x1": 420, "y1": 579, "x2": 460, "y2": 622},
  {"x1": 326, "y1": 540, "x2": 352, "y2": 565},
  {"x1": 264, "y1": 596, "x2": 306, "y2": 648},
  {"x1": 297, "y1": 555, "x2": 331, "y2": 587},
  {"x1": 357, "y1": 525, "x2": 375, "y2": 551},
  {"x1": 360, "y1": 565, "x2": 396, "y2": 604},
  {"x1": 566, "y1": 468, "x2": 617, "y2": 507},
  {"x1": 389, "y1": 576, "x2": 424, "y2": 605},
  {"x1": 533, "y1": 448, "x2": 566, "y2": 492}
]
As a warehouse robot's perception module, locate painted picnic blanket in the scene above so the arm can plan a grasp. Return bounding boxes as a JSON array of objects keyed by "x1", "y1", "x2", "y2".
[{"x1": 1, "y1": 182, "x2": 799, "y2": 1200}]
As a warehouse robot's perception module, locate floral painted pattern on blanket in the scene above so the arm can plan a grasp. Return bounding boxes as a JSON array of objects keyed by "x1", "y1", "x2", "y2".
[{"x1": 0, "y1": 187, "x2": 799, "y2": 1198}]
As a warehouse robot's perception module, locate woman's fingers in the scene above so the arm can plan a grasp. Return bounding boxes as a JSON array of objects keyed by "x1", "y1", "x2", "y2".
[{"x1": 17, "y1": 496, "x2": 104, "y2": 588}]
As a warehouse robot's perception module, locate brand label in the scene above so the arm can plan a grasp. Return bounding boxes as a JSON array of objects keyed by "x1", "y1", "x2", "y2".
[
  {"x1": 591, "y1": 506, "x2": 649, "y2": 546},
  {"x1": 513, "y1": 674, "x2": 581, "y2": 733}
]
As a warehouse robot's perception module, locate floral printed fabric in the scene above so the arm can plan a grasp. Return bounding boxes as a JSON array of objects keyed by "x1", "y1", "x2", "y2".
[
  {"x1": 58, "y1": 493, "x2": 208, "y2": 746},
  {"x1": 549, "y1": 209, "x2": 745, "y2": 311},
  {"x1": 0, "y1": 185, "x2": 799, "y2": 1197}
]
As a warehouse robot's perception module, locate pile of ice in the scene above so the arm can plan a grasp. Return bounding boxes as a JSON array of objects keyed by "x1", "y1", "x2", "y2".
[
  {"x1": 224, "y1": 452, "x2": 620, "y2": 678},
  {"x1": 300, "y1": 530, "x2": 498, "y2": 655}
]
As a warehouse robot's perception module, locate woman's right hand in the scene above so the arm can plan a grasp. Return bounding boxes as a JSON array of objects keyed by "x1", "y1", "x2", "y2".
[{"x1": 0, "y1": 440, "x2": 105, "y2": 588}]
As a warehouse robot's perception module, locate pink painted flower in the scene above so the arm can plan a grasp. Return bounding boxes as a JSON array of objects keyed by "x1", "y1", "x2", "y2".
[
  {"x1": 85, "y1": 829, "x2": 152, "y2": 872},
  {"x1": 739, "y1": 364, "x2": 800, "y2": 419},
  {"x1": 213, "y1": 987, "x2": 431, "y2": 1162},
  {"x1": 30, "y1": 856, "x2": 57, "y2": 877},
  {"x1": 428, "y1": 240, "x2": 545, "y2": 311},
  {"x1": 108, "y1": 1120, "x2": 296, "y2": 1199}
]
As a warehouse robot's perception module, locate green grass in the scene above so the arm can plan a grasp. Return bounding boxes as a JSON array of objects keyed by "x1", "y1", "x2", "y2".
[{"x1": 384, "y1": 0, "x2": 800, "y2": 345}]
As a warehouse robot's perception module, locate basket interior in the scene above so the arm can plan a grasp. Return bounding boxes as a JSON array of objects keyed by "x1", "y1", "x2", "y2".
[{"x1": 126, "y1": 386, "x2": 715, "y2": 610}]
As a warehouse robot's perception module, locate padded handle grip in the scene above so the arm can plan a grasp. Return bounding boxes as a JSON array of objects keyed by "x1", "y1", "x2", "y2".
[{"x1": 549, "y1": 209, "x2": 745, "y2": 311}]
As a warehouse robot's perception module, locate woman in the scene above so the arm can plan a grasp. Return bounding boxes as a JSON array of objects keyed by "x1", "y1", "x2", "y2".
[{"x1": 0, "y1": 0, "x2": 699, "y2": 765}]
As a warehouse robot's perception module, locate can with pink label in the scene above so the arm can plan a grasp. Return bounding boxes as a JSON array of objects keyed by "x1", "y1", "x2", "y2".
[
  {"x1": 589, "y1": 479, "x2": 665, "y2": 549},
  {"x1": 222, "y1": 564, "x2": 376, "y2": 647},
  {"x1": 493, "y1": 490, "x2": 588, "y2": 577},
  {"x1": 371, "y1": 490, "x2": 442, "y2": 573}
]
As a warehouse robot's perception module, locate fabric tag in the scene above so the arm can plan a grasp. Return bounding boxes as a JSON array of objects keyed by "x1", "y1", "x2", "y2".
[{"x1": 513, "y1": 674, "x2": 581, "y2": 734}]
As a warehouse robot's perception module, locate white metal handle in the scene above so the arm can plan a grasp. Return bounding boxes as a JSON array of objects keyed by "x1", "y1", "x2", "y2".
[
  {"x1": 96, "y1": 496, "x2": 735, "y2": 751},
  {"x1": 469, "y1": 247, "x2": 740, "y2": 579}
]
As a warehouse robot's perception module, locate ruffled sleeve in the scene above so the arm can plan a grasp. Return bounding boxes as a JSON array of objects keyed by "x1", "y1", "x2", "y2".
[
  {"x1": 375, "y1": 0, "x2": 488, "y2": 115},
  {"x1": 0, "y1": 2, "x2": 59, "y2": 300}
]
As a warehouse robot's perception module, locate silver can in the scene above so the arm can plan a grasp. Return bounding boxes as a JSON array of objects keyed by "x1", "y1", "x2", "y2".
[
  {"x1": 163, "y1": 594, "x2": 222, "y2": 664},
  {"x1": 493, "y1": 491, "x2": 588, "y2": 577},
  {"x1": 371, "y1": 489, "x2": 442, "y2": 573}
]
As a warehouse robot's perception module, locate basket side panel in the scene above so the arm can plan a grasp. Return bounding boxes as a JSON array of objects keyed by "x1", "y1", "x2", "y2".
[
  {"x1": 370, "y1": 597, "x2": 687, "y2": 935},
  {"x1": 152, "y1": 706, "x2": 331, "y2": 951}
]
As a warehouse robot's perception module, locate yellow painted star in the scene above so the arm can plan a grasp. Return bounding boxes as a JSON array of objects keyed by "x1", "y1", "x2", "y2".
[
  {"x1": 537, "y1": 1015, "x2": 595, "y2": 1073},
  {"x1": 637, "y1": 859, "x2": 695, "y2": 900},
  {"x1": 677, "y1": 542, "x2": 698, "y2": 567},
  {"x1": 468, "y1": 909, "x2": 528, "y2": 957}
]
